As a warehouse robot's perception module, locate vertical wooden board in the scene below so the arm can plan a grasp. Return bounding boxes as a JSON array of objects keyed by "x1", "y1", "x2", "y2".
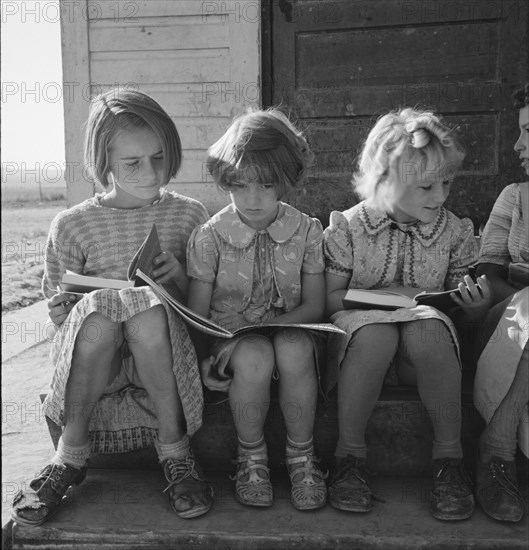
[
  {"x1": 228, "y1": 0, "x2": 261, "y2": 113},
  {"x1": 60, "y1": 0, "x2": 92, "y2": 207}
]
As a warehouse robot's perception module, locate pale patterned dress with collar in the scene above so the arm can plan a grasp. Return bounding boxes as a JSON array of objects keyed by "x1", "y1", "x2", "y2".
[
  {"x1": 187, "y1": 201, "x2": 324, "y2": 380},
  {"x1": 41, "y1": 191, "x2": 209, "y2": 453},
  {"x1": 323, "y1": 201, "x2": 479, "y2": 391}
]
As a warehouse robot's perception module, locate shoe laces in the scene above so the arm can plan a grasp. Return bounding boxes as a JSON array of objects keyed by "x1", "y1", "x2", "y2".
[
  {"x1": 434, "y1": 459, "x2": 472, "y2": 490},
  {"x1": 31, "y1": 464, "x2": 81, "y2": 497},
  {"x1": 489, "y1": 459, "x2": 525, "y2": 503},
  {"x1": 333, "y1": 455, "x2": 370, "y2": 485},
  {"x1": 162, "y1": 455, "x2": 202, "y2": 493}
]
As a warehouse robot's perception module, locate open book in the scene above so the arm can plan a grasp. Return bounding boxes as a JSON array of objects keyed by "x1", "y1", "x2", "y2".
[
  {"x1": 136, "y1": 269, "x2": 346, "y2": 339},
  {"x1": 342, "y1": 285, "x2": 480, "y2": 312},
  {"x1": 59, "y1": 224, "x2": 162, "y2": 294},
  {"x1": 58, "y1": 224, "x2": 345, "y2": 339}
]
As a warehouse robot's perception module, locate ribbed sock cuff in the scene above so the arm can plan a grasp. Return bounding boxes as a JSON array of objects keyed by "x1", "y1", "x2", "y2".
[
  {"x1": 431, "y1": 439, "x2": 462, "y2": 461},
  {"x1": 238, "y1": 435, "x2": 266, "y2": 456},
  {"x1": 155, "y1": 435, "x2": 190, "y2": 462},
  {"x1": 286, "y1": 435, "x2": 313, "y2": 456},
  {"x1": 52, "y1": 437, "x2": 91, "y2": 468}
]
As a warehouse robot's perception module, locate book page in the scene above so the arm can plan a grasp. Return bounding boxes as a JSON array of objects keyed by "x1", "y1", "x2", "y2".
[
  {"x1": 135, "y1": 269, "x2": 233, "y2": 338},
  {"x1": 136, "y1": 269, "x2": 346, "y2": 338},
  {"x1": 342, "y1": 289, "x2": 416, "y2": 310},
  {"x1": 60, "y1": 271, "x2": 134, "y2": 292},
  {"x1": 127, "y1": 224, "x2": 162, "y2": 282}
]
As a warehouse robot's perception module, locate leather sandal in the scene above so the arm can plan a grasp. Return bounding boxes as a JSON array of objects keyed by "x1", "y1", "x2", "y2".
[
  {"x1": 286, "y1": 453, "x2": 327, "y2": 510},
  {"x1": 232, "y1": 451, "x2": 273, "y2": 507},
  {"x1": 12, "y1": 463, "x2": 87, "y2": 526},
  {"x1": 162, "y1": 451, "x2": 213, "y2": 519}
]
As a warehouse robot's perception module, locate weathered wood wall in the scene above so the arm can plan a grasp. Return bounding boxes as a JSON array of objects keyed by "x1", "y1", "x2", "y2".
[
  {"x1": 270, "y1": 0, "x2": 529, "y2": 227},
  {"x1": 60, "y1": 0, "x2": 260, "y2": 211}
]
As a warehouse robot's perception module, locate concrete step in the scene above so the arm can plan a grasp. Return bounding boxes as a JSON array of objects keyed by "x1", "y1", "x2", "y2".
[
  {"x1": 42, "y1": 387, "x2": 484, "y2": 476},
  {"x1": 9, "y1": 469, "x2": 529, "y2": 550}
]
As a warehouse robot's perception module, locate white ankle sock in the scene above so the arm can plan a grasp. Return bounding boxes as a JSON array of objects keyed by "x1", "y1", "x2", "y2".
[
  {"x1": 52, "y1": 437, "x2": 91, "y2": 468},
  {"x1": 155, "y1": 435, "x2": 190, "y2": 462}
]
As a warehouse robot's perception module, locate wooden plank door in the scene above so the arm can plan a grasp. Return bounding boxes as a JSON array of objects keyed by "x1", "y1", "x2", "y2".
[{"x1": 269, "y1": 0, "x2": 528, "y2": 226}]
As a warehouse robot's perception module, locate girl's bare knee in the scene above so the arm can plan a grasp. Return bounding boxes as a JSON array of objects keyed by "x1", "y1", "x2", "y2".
[
  {"x1": 401, "y1": 319, "x2": 454, "y2": 362},
  {"x1": 273, "y1": 328, "x2": 312, "y2": 356},
  {"x1": 125, "y1": 305, "x2": 168, "y2": 346},
  {"x1": 230, "y1": 336, "x2": 274, "y2": 380},
  {"x1": 349, "y1": 323, "x2": 399, "y2": 353},
  {"x1": 75, "y1": 313, "x2": 122, "y2": 351}
]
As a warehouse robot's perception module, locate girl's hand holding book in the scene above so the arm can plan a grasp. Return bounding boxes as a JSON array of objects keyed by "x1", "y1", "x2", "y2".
[
  {"x1": 48, "y1": 289, "x2": 80, "y2": 326},
  {"x1": 450, "y1": 274, "x2": 492, "y2": 321},
  {"x1": 152, "y1": 250, "x2": 186, "y2": 286}
]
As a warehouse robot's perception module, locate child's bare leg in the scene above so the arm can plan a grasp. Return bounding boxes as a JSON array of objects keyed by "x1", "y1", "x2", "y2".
[
  {"x1": 399, "y1": 318, "x2": 474, "y2": 521},
  {"x1": 229, "y1": 335, "x2": 275, "y2": 442},
  {"x1": 63, "y1": 312, "x2": 124, "y2": 446},
  {"x1": 274, "y1": 328, "x2": 326, "y2": 510},
  {"x1": 125, "y1": 306, "x2": 185, "y2": 443},
  {"x1": 229, "y1": 335, "x2": 274, "y2": 507},
  {"x1": 328, "y1": 323, "x2": 398, "y2": 513},
  {"x1": 398, "y1": 319, "x2": 462, "y2": 459},
  {"x1": 337, "y1": 324, "x2": 399, "y2": 458},
  {"x1": 12, "y1": 313, "x2": 123, "y2": 526},
  {"x1": 273, "y1": 328, "x2": 317, "y2": 442},
  {"x1": 126, "y1": 305, "x2": 212, "y2": 519}
]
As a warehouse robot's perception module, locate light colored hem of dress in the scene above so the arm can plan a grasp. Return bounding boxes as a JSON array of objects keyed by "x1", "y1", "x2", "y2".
[
  {"x1": 42, "y1": 286, "x2": 203, "y2": 454},
  {"x1": 325, "y1": 305, "x2": 461, "y2": 394}
]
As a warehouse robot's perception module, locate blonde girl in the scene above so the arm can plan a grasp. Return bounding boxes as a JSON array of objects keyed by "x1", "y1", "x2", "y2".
[
  {"x1": 323, "y1": 108, "x2": 492, "y2": 520},
  {"x1": 186, "y1": 108, "x2": 327, "y2": 511},
  {"x1": 12, "y1": 88, "x2": 213, "y2": 525}
]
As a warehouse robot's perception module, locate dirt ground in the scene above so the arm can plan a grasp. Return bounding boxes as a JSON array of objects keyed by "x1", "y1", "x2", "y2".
[
  {"x1": 2, "y1": 201, "x2": 66, "y2": 312},
  {"x1": 2, "y1": 343, "x2": 55, "y2": 526},
  {"x1": 2, "y1": 200, "x2": 66, "y2": 526}
]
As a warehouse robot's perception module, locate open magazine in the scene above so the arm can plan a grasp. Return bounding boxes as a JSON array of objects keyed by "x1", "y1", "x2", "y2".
[
  {"x1": 342, "y1": 285, "x2": 481, "y2": 312},
  {"x1": 136, "y1": 269, "x2": 346, "y2": 339}
]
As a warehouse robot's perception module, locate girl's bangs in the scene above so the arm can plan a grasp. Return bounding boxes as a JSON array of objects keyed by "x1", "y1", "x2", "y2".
[{"x1": 232, "y1": 155, "x2": 276, "y2": 185}]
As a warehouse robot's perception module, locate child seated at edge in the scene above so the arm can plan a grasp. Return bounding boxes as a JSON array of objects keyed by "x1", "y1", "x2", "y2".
[
  {"x1": 186, "y1": 108, "x2": 328, "y2": 511},
  {"x1": 12, "y1": 89, "x2": 213, "y2": 525},
  {"x1": 323, "y1": 108, "x2": 492, "y2": 521}
]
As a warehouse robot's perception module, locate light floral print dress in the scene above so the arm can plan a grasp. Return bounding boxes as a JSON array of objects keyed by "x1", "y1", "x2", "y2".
[
  {"x1": 187, "y1": 202, "x2": 325, "y2": 380},
  {"x1": 323, "y1": 202, "x2": 479, "y2": 391}
]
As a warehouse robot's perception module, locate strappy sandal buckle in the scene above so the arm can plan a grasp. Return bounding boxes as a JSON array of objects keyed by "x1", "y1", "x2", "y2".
[
  {"x1": 286, "y1": 453, "x2": 328, "y2": 511},
  {"x1": 232, "y1": 452, "x2": 273, "y2": 507}
]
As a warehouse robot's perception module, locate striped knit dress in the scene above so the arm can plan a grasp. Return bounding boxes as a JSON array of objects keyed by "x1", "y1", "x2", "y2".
[{"x1": 41, "y1": 191, "x2": 209, "y2": 454}]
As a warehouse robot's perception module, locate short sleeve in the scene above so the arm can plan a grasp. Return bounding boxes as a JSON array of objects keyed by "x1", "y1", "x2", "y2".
[
  {"x1": 323, "y1": 210, "x2": 353, "y2": 279},
  {"x1": 301, "y1": 217, "x2": 324, "y2": 274},
  {"x1": 478, "y1": 184, "x2": 517, "y2": 266},
  {"x1": 445, "y1": 217, "x2": 479, "y2": 287},
  {"x1": 42, "y1": 212, "x2": 85, "y2": 298},
  {"x1": 186, "y1": 224, "x2": 219, "y2": 284}
]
